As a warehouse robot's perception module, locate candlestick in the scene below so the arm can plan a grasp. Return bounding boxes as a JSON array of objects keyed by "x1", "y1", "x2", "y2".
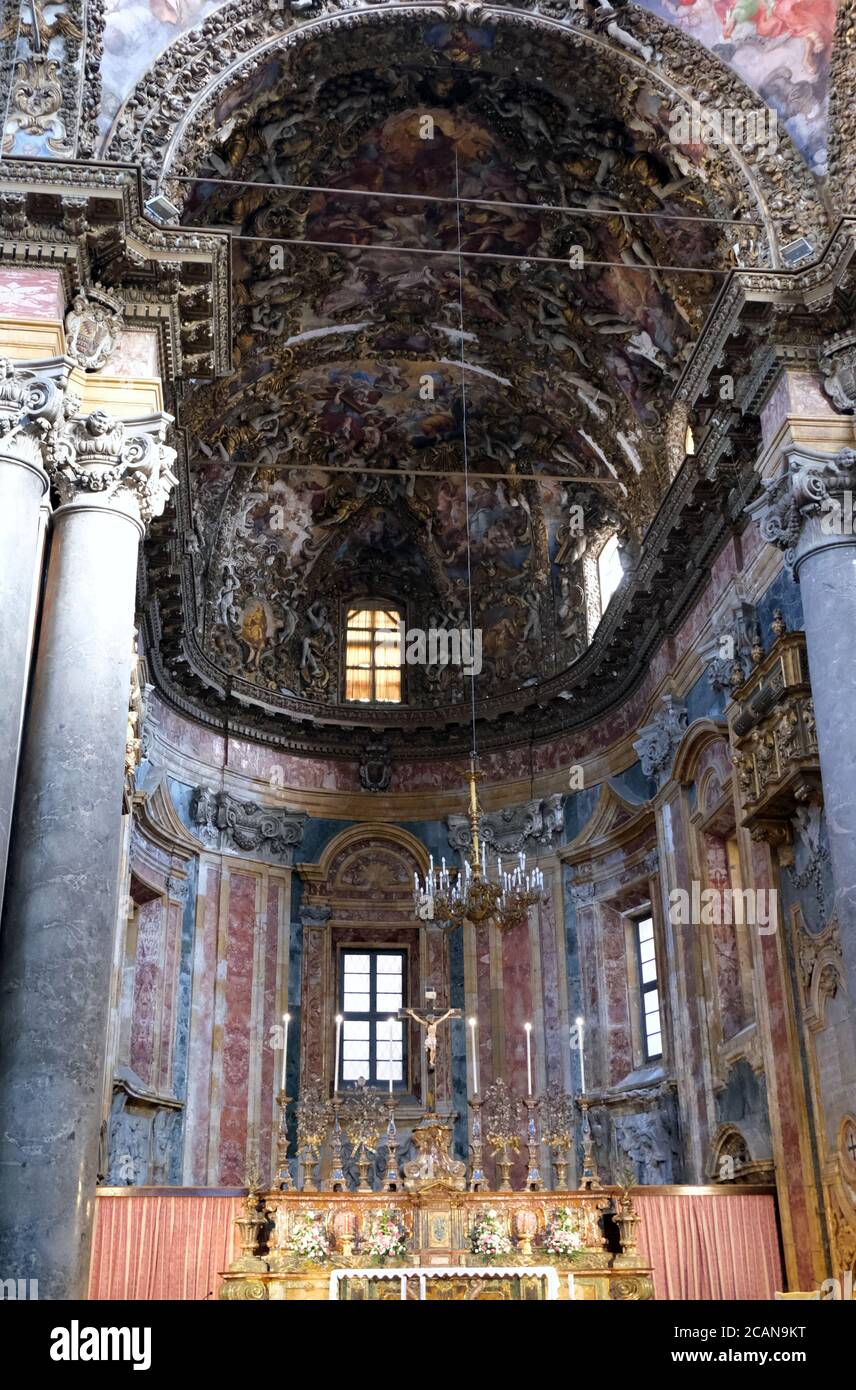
[
  {"x1": 383, "y1": 1098, "x2": 399, "y2": 1191},
  {"x1": 387, "y1": 1015, "x2": 394, "y2": 1095},
  {"x1": 575, "y1": 1015, "x2": 586, "y2": 1094},
  {"x1": 468, "y1": 1016, "x2": 479, "y2": 1095},
  {"x1": 279, "y1": 1012, "x2": 290, "y2": 1093},
  {"x1": 274, "y1": 1089, "x2": 294, "y2": 1191},
  {"x1": 525, "y1": 1021, "x2": 533, "y2": 1097},
  {"x1": 523, "y1": 1096, "x2": 544, "y2": 1191},
  {"x1": 334, "y1": 1013, "x2": 343, "y2": 1095},
  {"x1": 468, "y1": 1097, "x2": 486, "y2": 1191}
]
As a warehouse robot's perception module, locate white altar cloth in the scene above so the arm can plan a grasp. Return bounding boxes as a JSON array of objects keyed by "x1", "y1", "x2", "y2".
[{"x1": 329, "y1": 1265, "x2": 561, "y2": 1300}]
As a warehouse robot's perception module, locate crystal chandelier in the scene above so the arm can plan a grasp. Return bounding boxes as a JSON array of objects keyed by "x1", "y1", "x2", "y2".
[{"x1": 413, "y1": 755, "x2": 545, "y2": 931}]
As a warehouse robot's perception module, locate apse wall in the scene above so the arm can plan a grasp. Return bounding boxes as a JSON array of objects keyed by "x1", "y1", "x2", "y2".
[{"x1": 108, "y1": 501, "x2": 853, "y2": 1276}]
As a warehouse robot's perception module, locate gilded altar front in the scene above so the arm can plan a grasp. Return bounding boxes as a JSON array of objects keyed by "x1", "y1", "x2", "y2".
[{"x1": 218, "y1": 1188, "x2": 653, "y2": 1301}]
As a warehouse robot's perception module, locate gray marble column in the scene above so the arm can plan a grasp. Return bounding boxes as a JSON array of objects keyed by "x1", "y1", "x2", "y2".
[
  {"x1": 0, "y1": 358, "x2": 73, "y2": 915},
  {"x1": 0, "y1": 408, "x2": 176, "y2": 1299},
  {"x1": 748, "y1": 444, "x2": 856, "y2": 1014}
]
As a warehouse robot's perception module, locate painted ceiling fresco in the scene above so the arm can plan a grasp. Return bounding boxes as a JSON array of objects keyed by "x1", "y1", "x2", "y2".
[
  {"x1": 173, "y1": 18, "x2": 743, "y2": 716},
  {"x1": 93, "y1": 0, "x2": 841, "y2": 172},
  {"x1": 637, "y1": 0, "x2": 837, "y2": 174}
]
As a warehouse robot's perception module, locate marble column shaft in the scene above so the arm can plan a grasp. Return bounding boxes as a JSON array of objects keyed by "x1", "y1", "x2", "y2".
[
  {"x1": 749, "y1": 444, "x2": 856, "y2": 1019},
  {"x1": 0, "y1": 409, "x2": 175, "y2": 1299},
  {"x1": 0, "y1": 358, "x2": 71, "y2": 915}
]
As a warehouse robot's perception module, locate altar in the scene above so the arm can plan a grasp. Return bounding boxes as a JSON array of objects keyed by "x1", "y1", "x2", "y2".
[
  {"x1": 219, "y1": 1009, "x2": 654, "y2": 1301},
  {"x1": 218, "y1": 1181, "x2": 653, "y2": 1301}
]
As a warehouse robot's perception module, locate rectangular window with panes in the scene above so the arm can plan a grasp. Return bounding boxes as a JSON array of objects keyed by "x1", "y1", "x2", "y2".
[
  {"x1": 635, "y1": 915, "x2": 662, "y2": 1061},
  {"x1": 338, "y1": 948, "x2": 407, "y2": 1089}
]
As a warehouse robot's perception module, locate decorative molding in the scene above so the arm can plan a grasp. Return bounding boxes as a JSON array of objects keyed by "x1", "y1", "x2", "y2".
[
  {"x1": 190, "y1": 786, "x2": 307, "y2": 863},
  {"x1": 727, "y1": 629, "x2": 821, "y2": 853},
  {"x1": 64, "y1": 285, "x2": 123, "y2": 371},
  {"x1": 358, "y1": 739, "x2": 392, "y2": 794},
  {"x1": 632, "y1": 695, "x2": 687, "y2": 787},
  {"x1": 447, "y1": 794, "x2": 564, "y2": 857},
  {"x1": 298, "y1": 904, "x2": 332, "y2": 930},
  {"x1": 48, "y1": 408, "x2": 177, "y2": 526},
  {"x1": 0, "y1": 354, "x2": 76, "y2": 475},
  {"x1": 746, "y1": 445, "x2": 856, "y2": 576}
]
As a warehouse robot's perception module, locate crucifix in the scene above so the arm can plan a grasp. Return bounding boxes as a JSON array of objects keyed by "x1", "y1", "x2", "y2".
[{"x1": 397, "y1": 989, "x2": 461, "y2": 1113}]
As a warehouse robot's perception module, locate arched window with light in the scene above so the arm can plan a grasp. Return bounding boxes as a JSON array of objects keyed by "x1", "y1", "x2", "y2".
[
  {"x1": 344, "y1": 602, "x2": 403, "y2": 704},
  {"x1": 597, "y1": 534, "x2": 623, "y2": 616}
]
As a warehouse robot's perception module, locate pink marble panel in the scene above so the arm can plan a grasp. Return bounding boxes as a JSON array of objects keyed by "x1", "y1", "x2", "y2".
[
  {"x1": 501, "y1": 923, "x2": 533, "y2": 1185},
  {"x1": 537, "y1": 895, "x2": 563, "y2": 1089},
  {"x1": 157, "y1": 901, "x2": 180, "y2": 1094},
  {"x1": 749, "y1": 839, "x2": 815, "y2": 1289},
  {"x1": 108, "y1": 328, "x2": 160, "y2": 377},
  {"x1": 703, "y1": 832, "x2": 746, "y2": 1040},
  {"x1": 185, "y1": 861, "x2": 220, "y2": 1184},
  {"x1": 130, "y1": 898, "x2": 164, "y2": 1087},
  {"x1": 217, "y1": 871, "x2": 256, "y2": 1184},
  {"x1": 0, "y1": 267, "x2": 64, "y2": 320},
  {"x1": 760, "y1": 369, "x2": 831, "y2": 445},
  {"x1": 260, "y1": 880, "x2": 280, "y2": 1181},
  {"x1": 474, "y1": 919, "x2": 492, "y2": 1094},
  {"x1": 300, "y1": 920, "x2": 327, "y2": 1089},
  {"x1": 600, "y1": 904, "x2": 633, "y2": 1085}
]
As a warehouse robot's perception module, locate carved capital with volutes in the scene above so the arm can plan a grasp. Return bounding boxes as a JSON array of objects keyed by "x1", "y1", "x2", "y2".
[
  {"x1": 50, "y1": 408, "x2": 178, "y2": 528},
  {"x1": 746, "y1": 446, "x2": 856, "y2": 576},
  {"x1": 0, "y1": 355, "x2": 78, "y2": 481}
]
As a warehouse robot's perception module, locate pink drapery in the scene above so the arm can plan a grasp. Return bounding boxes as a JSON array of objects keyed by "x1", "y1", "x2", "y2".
[
  {"x1": 88, "y1": 1188, "x2": 783, "y2": 1300},
  {"x1": 88, "y1": 1193, "x2": 241, "y2": 1301},
  {"x1": 634, "y1": 1192, "x2": 783, "y2": 1300}
]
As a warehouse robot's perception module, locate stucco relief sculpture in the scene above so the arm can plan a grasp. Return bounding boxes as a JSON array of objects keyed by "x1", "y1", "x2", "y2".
[
  {"x1": 191, "y1": 786, "x2": 307, "y2": 862},
  {"x1": 64, "y1": 289, "x2": 123, "y2": 371}
]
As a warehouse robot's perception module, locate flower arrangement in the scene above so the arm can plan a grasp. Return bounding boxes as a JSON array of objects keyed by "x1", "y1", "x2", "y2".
[
  {"x1": 543, "y1": 1206, "x2": 584, "y2": 1258},
  {"x1": 470, "y1": 1209, "x2": 513, "y2": 1263},
  {"x1": 287, "y1": 1210, "x2": 330, "y2": 1263},
  {"x1": 362, "y1": 1208, "x2": 408, "y2": 1265}
]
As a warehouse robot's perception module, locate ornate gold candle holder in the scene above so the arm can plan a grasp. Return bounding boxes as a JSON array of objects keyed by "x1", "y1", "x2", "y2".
[
  {"x1": 382, "y1": 1099, "x2": 400, "y2": 1191},
  {"x1": 522, "y1": 1097, "x2": 544, "y2": 1191},
  {"x1": 274, "y1": 1089, "x2": 294, "y2": 1191},
  {"x1": 328, "y1": 1099, "x2": 347, "y2": 1192},
  {"x1": 577, "y1": 1098, "x2": 603, "y2": 1191},
  {"x1": 468, "y1": 1096, "x2": 487, "y2": 1191}
]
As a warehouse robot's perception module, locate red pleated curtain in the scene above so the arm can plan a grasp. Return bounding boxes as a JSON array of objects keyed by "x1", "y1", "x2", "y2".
[
  {"x1": 88, "y1": 1189, "x2": 783, "y2": 1300},
  {"x1": 634, "y1": 1192, "x2": 784, "y2": 1300}
]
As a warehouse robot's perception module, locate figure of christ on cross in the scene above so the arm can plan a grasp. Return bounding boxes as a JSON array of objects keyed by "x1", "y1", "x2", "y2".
[{"x1": 397, "y1": 993, "x2": 461, "y2": 1112}]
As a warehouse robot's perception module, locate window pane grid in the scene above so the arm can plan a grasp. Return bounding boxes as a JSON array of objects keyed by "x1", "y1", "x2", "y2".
[
  {"x1": 338, "y1": 949, "x2": 408, "y2": 1088},
  {"x1": 635, "y1": 917, "x2": 663, "y2": 1061}
]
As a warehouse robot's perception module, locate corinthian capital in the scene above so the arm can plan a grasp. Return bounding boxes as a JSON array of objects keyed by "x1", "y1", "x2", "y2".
[
  {"x1": 0, "y1": 356, "x2": 78, "y2": 474},
  {"x1": 746, "y1": 446, "x2": 856, "y2": 574},
  {"x1": 50, "y1": 408, "x2": 178, "y2": 527}
]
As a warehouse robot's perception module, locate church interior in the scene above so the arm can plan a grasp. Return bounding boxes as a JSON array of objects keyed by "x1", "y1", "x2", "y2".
[{"x1": 1, "y1": 0, "x2": 855, "y2": 1309}]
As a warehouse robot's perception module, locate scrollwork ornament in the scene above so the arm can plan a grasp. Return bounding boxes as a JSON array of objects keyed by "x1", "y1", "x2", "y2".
[{"x1": 747, "y1": 448, "x2": 856, "y2": 576}]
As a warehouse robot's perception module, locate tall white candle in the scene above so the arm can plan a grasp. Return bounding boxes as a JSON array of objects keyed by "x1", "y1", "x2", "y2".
[
  {"x1": 388, "y1": 1016, "x2": 394, "y2": 1094},
  {"x1": 575, "y1": 1016, "x2": 586, "y2": 1094},
  {"x1": 279, "y1": 1012, "x2": 290, "y2": 1092},
  {"x1": 524, "y1": 1021, "x2": 533, "y2": 1096},
  {"x1": 468, "y1": 1016, "x2": 479, "y2": 1095},
  {"x1": 334, "y1": 1013, "x2": 343, "y2": 1094}
]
